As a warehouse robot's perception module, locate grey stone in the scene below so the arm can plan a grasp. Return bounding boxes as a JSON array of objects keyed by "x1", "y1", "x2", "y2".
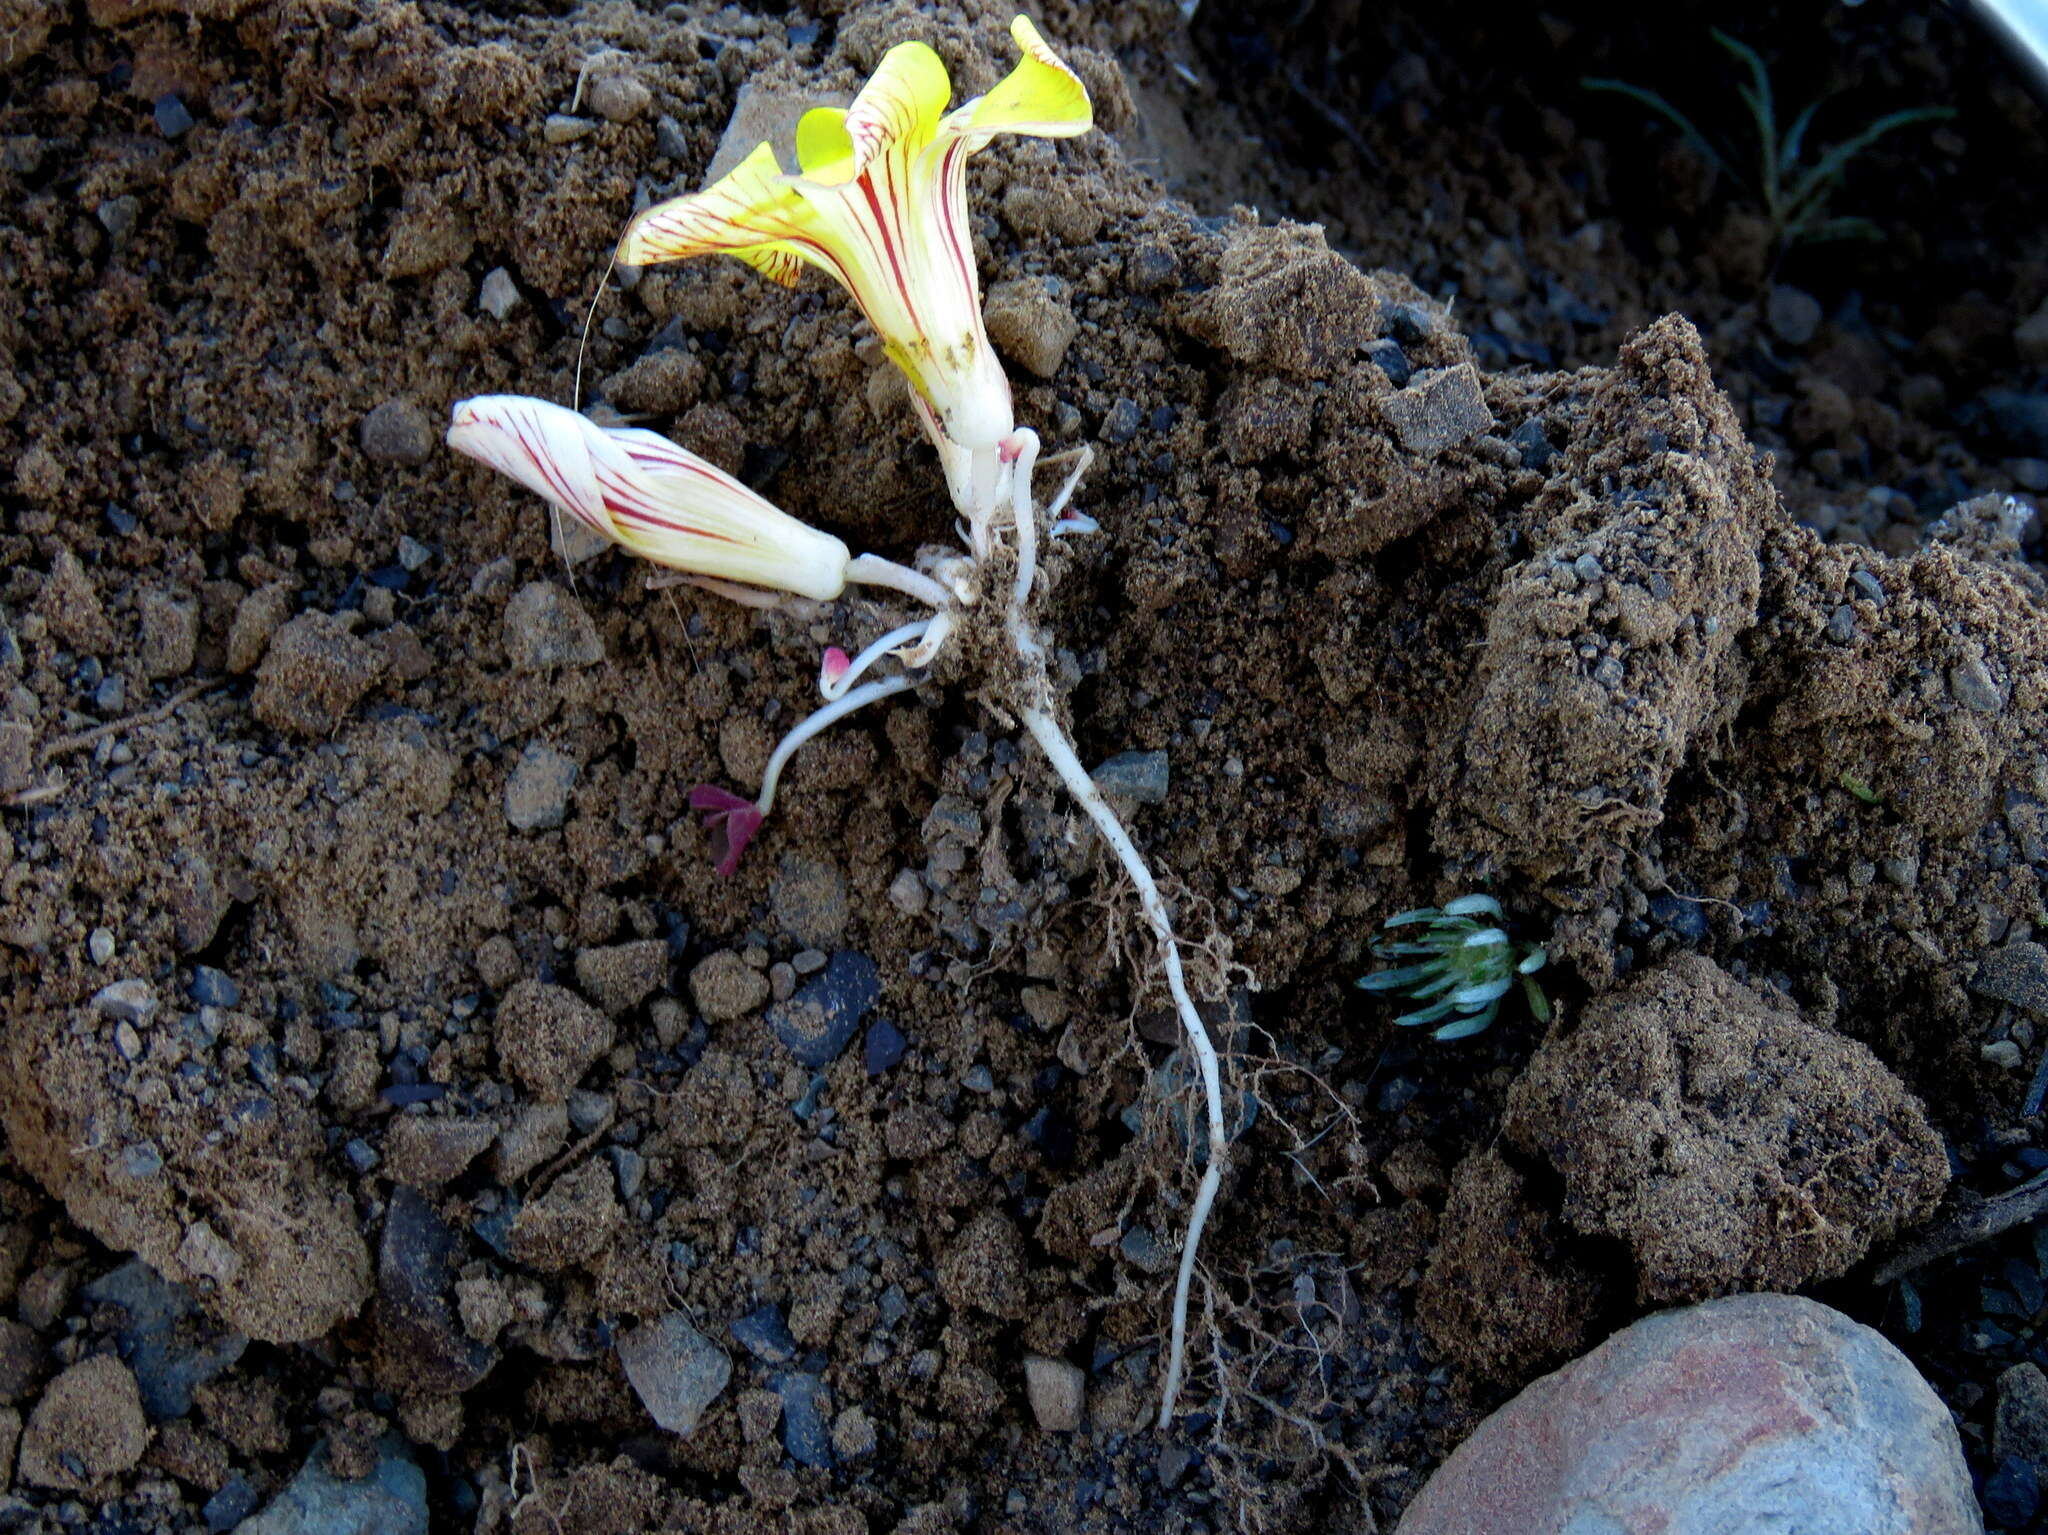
[
  {"x1": 543, "y1": 113, "x2": 594, "y2": 144},
  {"x1": 374, "y1": 1187, "x2": 496, "y2": 1395},
  {"x1": 618, "y1": 1314, "x2": 731, "y2": 1436},
  {"x1": 1766, "y1": 285, "x2": 1823, "y2": 347},
  {"x1": 237, "y1": 1436, "x2": 428, "y2": 1535},
  {"x1": 503, "y1": 581, "x2": 604, "y2": 671},
  {"x1": 1023, "y1": 1355, "x2": 1085, "y2": 1432},
  {"x1": 729, "y1": 1304, "x2": 797, "y2": 1364},
  {"x1": 153, "y1": 94, "x2": 193, "y2": 138},
  {"x1": 478, "y1": 267, "x2": 522, "y2": 319},
  {"x1": 504, "y1": 743, "x2": 579, "y2": 831},
  {"x1": 1384, "y1": 363, "x2": 1493, "y2": 455},
  {"x1": 1394, "y1": 1294, "x2": 1978, "y2": 1535},
  {"x1": 359, "y1": 399, "x2": 436, "y2": 465},
  {"x1": 1118, "y1": 1225, "x2": 1171, "y2": 1276},
  {"x1": 1973, "y1": 942, "x2": 2048, "y2": 1015},
  {"x1": 767, "y1": 950, "x2": 880, "y2": 1067},
  {"x1": 188, "y1": 966, "x2": 239, "y2": 1008},
  {"x1": 587, "y1": 71, "x2": 652, "y2": 123},
  {"x1": 776, "y1": 1372, "x2": 833, "y2": 1467},
  {"x1": 0, "y1": 721, "x2": 30, "y2": 796},
  {"x1": 80, "y1": 1259, "x2": 247, "y2": 1420},
  {"x1": 1826, "y1": 605, "x2": 1857, "y2": 644},
  {"x1": 396, "y1": 535, "x2": 432, "y2": 572},
  {"x1": 1099, "y1": 396, "x2": 1142, "y2": 444},
  {"x1": 654, "y1": 115, "x2": 689, "y2": 161},
  {"x1": 1092, "y1": 750, "x2": 1170, "y2": 805},
  {"x1": 1950, "y1": 655, "x2": 2005, "y2": 713},
  {"x1": 92, "y1": 979, "x2": 156, "y2": 1024}
]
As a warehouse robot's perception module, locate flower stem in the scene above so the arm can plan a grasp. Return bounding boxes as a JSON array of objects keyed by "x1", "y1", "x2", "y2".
[
  {"x1": 821, "y1": 620, "x2": 934, "y2": 700},
  {"x1": 757, "y1": 674, "x2": 915, "y2": 816},
  {"x1": 845, "y1": 554, "x2": 953, "y2": 608},
  {"x1": 1002, "y1": 429, "x2": 1226, "y2": 1431}
]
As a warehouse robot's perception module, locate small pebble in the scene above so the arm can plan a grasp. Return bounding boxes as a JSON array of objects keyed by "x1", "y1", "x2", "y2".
[
  {"x1": 92, "y1": 979, "x2": 157, "y2": 1024},
  {"x1": 654, "y1": 115, "x2": 689, "y2": 160},
  {"x1": 887, "y1": 868, "x2": 928, "y2": 915},
  {"x1": 1826, "y1": 605, "x2": 1858, "y2": 645},
  {"x1": 864, "y1": 1019, "x2": 908, "y2": 1076},
  {"x1": 792, "y1": 948, "x2": 828, "y2": 976},
  {"x1": 88, "y1": 928, "x2": 115, "y2": 966},
  {"x1": 544, "y1": 113, "x2": 595, "y2": 144},
  {"x1": 478, "y1": 268, "x2": 522, "y2": 320},
  {"x1": 396, "y1": 534, "x2": 432, "y2": 571},
  {"x1": 153, "y1": 94, "x2": 194, "y2": 138},
  {"x1": 188, "y1": 965, "x2": 240, "y2": 1008},
  {"x1": 730, "y1": 1304, "x2": 797, "y2": 1364},
  {"x1": 587, "y1": 72, "x2": 652, "y2": 123},
  {"x1": 963, "y1": 1064, "x2": 995, "y2": 1094},
  {"x1": 1024, "y1": 1355, "x2": 1085, "y2": 1432},
  {"x1": 1984, "y1": 1040, "x2": 2026, "y2": 1070}
]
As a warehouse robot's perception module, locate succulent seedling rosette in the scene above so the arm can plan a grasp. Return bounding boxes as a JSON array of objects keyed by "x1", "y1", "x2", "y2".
[
  {"x1": 447, "y1": 18, "x2": 1231, "y2": 1431},
  {"x1": 1356, "y1": 894, "x2": 1551, "y2": 1041}
]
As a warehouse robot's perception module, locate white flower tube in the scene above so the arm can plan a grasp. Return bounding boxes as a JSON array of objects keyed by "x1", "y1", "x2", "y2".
[{"x1": 447, "y1": 394, "x2": 851, "y2": 601}]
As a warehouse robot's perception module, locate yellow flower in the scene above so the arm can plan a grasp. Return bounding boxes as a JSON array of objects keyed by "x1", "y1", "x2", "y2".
[
  {"x1": 615, "y1": 15, "x2": 1091, "y2": 466},
  {"x1": 446, "y1": 395, "x2": 850, "y2": 600}
]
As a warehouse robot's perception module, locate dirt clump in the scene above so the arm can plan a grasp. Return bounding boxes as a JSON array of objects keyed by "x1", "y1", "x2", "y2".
[
  {"x1": 494, "y1": 979, "x2": 613, "y2": 1101},
  {"x1": 1506, "y1": 953, "x2": 1948, "y2": 1301},
  {"x1": 1416, "y1": 1147, "x2": 1611, "y2": 1382},
  {"x1": 16, "y1": 1354, "x2": 148, "y2": 1492}
]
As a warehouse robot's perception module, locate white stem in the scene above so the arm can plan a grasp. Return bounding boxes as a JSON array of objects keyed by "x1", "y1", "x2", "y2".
[
  {"x1": 757, "y1": 674, "x2": 915, "y2": 815},
  {"x1": 846, "y1": 554, "x2": 952, "y2": 608},
  {"x1": 1002, "y1": 429, "x2": 1225, "y2": 1431},
  {"x1": 821, "y1": 620, "x2": 933, "y2": 701}
]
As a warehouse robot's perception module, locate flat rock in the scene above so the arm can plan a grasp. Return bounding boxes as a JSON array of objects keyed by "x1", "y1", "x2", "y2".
[
  {"x1": 1396, "y1": 1294, "x2": 1981, "y2": 1535},
  {"x1": 492, "y1": 1100, "x2": 568, "y2": 1184},
  {"x1": 1091, "y1": 750, "x2": 1169, "y2": 805},
  {"x1": 1024, "y1": 1355, "x2": 1085, "y2": 1432},
  {"x1": 506, "y1": 1159, "x2": 618, "y2": 1271},
  {"x1": 1383, "y1": 363, "x2": 1493, "y2": 455},
  {"x1": 617, "y1": 1314, "x2": 731, "y2": 1436},
  {"x1": 80, "y1": 1258, "x2": 246, "y2": 1420},
  {"x1": 766, "y1": 950, "x2": 879, "y2": 1067},
  {"x1": 380, "y1": 1116, "x2": 496, "y2": 1189},
  {"x1": 237, "y1": 1436, "x2": 428, "y2": 1535},
  {"x1": 503, "y1": 580, "x2": 604, "y2": 671},
  {"x1": 574, "y1": 939, "x2": 669, "y2": 1015},
  {"x1": 373, "y1": 1187, "x2": 495, "y2": 1396},
  {"x1": 1972, "y1": 941, "x2": 2048, "y2": 1015},
  {"x1": 504, "y1": 742, "x2": 580, "y2": 831},
  {"x1": 494, "y1": 980, "x2": 612, "y2": 1101},
  {"x1": 252, "y1": 612, "x2": 386, "y2": 738},
  {"x1": 775, "y1": 1372, "x2": 833, "y2": 1468},
  {"x1": 17, "y1": 1355, "x2": 149, "y2": 1490}
]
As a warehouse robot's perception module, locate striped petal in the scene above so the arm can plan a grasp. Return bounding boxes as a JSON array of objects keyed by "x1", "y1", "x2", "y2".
[
  {"x1": 615, "y1": 17, "x2": 1092, "y2": 461},
  {"x1": 446, "y1": 395, "x2": 850, "y2": 601}
]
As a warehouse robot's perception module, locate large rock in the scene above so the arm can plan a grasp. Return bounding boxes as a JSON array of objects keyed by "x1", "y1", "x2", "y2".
[
  {"x1": 1505, "y1": 953, "x2": 1947, "y2": 1301},
  {"x1": 1396, "y1": 1294, "x2": 1981, "y2": 1535}
]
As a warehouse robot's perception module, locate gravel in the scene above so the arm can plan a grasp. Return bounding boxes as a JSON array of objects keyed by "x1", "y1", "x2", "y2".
[
  {"x1": 503, "y1": 742, "x2": 580, "y2": 831},
  {"x1": 617, "y1": 1314, "x2": 731, "y2": 1436}
]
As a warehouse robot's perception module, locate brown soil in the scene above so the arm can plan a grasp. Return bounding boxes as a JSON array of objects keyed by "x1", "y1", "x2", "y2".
[{"x1": 2, "y1": 0, "x2": 2045, "y2": 1530}]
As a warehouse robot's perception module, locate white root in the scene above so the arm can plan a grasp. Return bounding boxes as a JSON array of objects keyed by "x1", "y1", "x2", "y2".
[{"x1": 1002, "y1": 429, "x2": 1226, "y2": 1429}]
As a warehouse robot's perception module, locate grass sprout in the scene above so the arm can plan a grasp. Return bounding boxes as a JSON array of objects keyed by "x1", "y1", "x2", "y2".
[
  {"x1": 1357, "y1": 894, "x2": 1550, "y2": 1042},
  {"x1": 1584, "y1": 29, "x2": 1953, "y2": 251}
]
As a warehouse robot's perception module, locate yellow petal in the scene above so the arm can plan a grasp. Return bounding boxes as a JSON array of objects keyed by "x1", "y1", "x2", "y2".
[
  {"x1": 830, "y1": 39, "x2": 951, "y2": 181},
  {"x1": 617, "y1": 141, "x2": 818, "y2": 289},
  {"x1": 943, "y1": 15, "x2": 1091, "y2": 148}
]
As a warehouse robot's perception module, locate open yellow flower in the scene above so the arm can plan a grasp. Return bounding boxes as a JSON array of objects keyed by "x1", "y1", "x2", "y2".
[
  {"x1": 615, "y1": 15, "x2": 1091, "y2": 488},
  {"x1": 447, "y1": 395, "x2": 851, "y2": 600}
]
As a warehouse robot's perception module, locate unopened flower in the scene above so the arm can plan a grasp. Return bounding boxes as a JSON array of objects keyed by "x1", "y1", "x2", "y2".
[
  {"x1": 447, "y1": 394, "x2": 851, "y2": 601},
  {"x1": 615, "y1": 15, "x2": 1091, "y2": 465}
]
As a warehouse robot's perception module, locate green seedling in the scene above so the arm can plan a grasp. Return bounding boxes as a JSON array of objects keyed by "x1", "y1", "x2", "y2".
[
  {"x1": 1357, "y1": 893, "x2": 1550, "y2": 1042},
  {"x1": 1585, "y1": 29, "x2": 1952, "y2": 252}
]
